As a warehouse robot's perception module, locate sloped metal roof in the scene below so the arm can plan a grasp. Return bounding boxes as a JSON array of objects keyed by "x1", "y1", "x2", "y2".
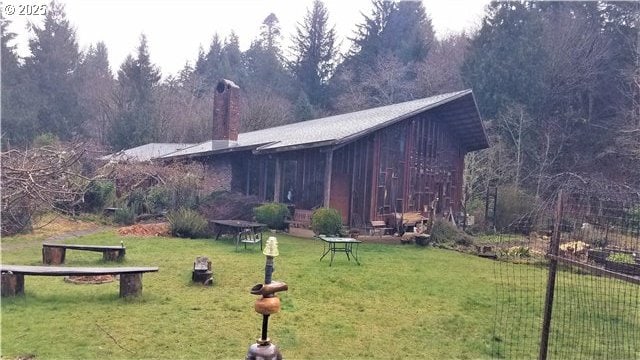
[
  {"x1": 101, "y1": 143, "x2": 196, "y2": 162},
  {"x1": 161, "y1": 89, "x2": 488, "y2": 160}
]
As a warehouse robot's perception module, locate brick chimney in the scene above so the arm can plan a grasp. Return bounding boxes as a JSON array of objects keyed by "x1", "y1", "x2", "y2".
[{"x1": 213, "y1": 79, "x2": 240, "y2": 144}]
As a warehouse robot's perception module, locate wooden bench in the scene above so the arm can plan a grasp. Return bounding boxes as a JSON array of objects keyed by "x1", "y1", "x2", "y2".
[
  {"x1": 42, "y1": 243, "x2": 126, "y2": 265},
  {"x1": 285, "y1": 209, "x2": 313, "y2": 229},
  {"x1": 1, "y1": 265, "x2": 158, "y2": 298},
  {"x1": 370, "y1": 221, "x2": 393, "y2": 237}
]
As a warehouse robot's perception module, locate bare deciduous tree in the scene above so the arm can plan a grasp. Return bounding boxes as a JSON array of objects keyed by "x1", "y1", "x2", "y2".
[{"x1": 416, "y1": 35, "x2": 469, "y2": 97}]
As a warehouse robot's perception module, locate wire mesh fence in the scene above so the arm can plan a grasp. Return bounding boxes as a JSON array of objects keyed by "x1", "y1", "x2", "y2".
[{"x1": 489, "y1": 188, "x2": 640, "y2": 359}]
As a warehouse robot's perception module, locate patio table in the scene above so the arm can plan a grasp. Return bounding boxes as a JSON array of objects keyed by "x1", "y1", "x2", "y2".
[
  {"x1": 318, "y1": 235, "x2": 361, "y2": 266},
  {"x1": 210, "y1": 220, "x2": 266, "y2": 251}
]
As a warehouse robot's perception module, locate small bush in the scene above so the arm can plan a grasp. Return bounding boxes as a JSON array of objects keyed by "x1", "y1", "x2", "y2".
[
  {"x1": 431, "y1": 219, "x2": 474, "y2": 246},
  {"x1": 127, "y1": 188, "x2": 147, "y2": 215},
  {"x1": 311, "y1": 208, "x2": 343, "y2": 236},
  {"x1": 508, "y1": 246, "x2": 531, "y2": 258},
  {"x1": 82, "y1": 180, "x2": 115, "y2": 213},
  {"x1": 114, "y1": 206, "x2": 136, "y2": 226},
  {"x1": 173, "y1": 177, "x2": 200, "y2": 209},
  {"x1": 606, "y1": 252, "x2": 635, "y2": 264},
  {"x1": 495, "y1": 186, "x2": 537, "y2": 232},
  {"x1": 254, "y1": 203, "x2": 289, "y2": 230},
  {"x1": 167, "y1": 208, "x2": 208, "y2": 238},
  {"x1": 32, "y1": 133, "x2": 59, "y2": 147},
  {"x1": 198, "y1": 191, "x2": 262, "y2": 223},
  {"x1": 147, "y1": 186, "x2": 171, "y2": 214},
  {"x1": 430, "y1": 219, "x2": 459, "y2": 244}
]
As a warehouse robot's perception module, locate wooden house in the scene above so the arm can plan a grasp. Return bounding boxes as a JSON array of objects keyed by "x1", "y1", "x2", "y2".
[{"x1": 158, "y1": 79, "x2": 489, "y2": 228}]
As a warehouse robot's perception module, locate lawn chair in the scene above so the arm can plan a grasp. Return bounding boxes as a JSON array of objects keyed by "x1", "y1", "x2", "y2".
[{"x1": 238, "y1": 228, "x2": 262, "y2": 251}]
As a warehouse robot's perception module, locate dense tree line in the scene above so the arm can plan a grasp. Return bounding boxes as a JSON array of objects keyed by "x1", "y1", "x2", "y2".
[{"x1": 2, "y1": 1, "x2": 638, "y2": 208}]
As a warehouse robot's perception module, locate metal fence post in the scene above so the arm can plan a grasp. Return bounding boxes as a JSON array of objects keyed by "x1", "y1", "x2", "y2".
[{"x1": 538, "y1": 189, "x2": 564, "y2": 360}]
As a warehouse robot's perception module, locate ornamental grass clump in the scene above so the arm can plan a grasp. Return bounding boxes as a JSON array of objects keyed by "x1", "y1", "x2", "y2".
[{"x1": 167, "y1": 207, "x2": 208, "y2": 238}]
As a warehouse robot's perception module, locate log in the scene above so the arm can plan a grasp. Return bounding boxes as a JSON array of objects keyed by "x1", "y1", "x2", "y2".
[
  {"x1": 119, "y1": 273, "x2": 143, "y2": 297},
  {"x1": 103, "y1": 249, "x2": 125, "y2": 262},
  {"x1": 42, "y1": 246, "x2": 66, "y2": 265},
  {"x1": 1, "y1": 273, "x2": 24, "y2": 296}
]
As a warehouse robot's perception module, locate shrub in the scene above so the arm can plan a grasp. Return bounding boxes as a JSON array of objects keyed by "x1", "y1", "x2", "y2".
[
  {"x1": 254, "y1": 203, "x2": 289, "y2": 230},
  {"x1": 32, "y1": 133, "x2": 59, "y2": 147},
  {"x1": 508, "y1": 246, "x2": 531, "y2": 258},
  {"x1": 430, "y1": 219, "x2": 475, "y2": 246},
  {"x1": 430, "y1": 219, "x2": 459, "y2": 244},
  {"x1": 167, "y1": 208, "x2": 208, "y2": 238},
  {"x1": 311, "y1": 208, "x2": 343, "y2": 236},
  {"x1": 198, "y1": 191, "x2": 262, "y2": 222},
  {"x1": 127, "y1": 188, "x2": 147, "y2": 215},
  {"x1": 606, "y1": 252, "x2": 635, "y2": 264},
  {"x1": 173, "y1": 176, "x2": 201, "y2": 209},
  {"x1": 147, "y1": 186, "x2": 171, "y2": 214},
  {"x1": 495, "y1": 186, "x2": 537, "y2": 232},
  {"x1": 114, "y1": 206, "x2": 136, "y2": 226},
  {"x1": 82, "y1": 180, "x2": 115, "y2": 213}
]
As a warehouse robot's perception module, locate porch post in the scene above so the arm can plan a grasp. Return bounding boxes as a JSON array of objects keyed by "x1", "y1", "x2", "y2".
[
  {"x1": 323, "y1": 150, "x2": 333, "y2": 207},
  {"x1": 274, "y1": 158, "x2": 282, "y2": 202}
]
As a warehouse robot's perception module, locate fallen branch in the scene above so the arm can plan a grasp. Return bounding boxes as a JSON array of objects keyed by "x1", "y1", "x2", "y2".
[{"x1": 95, "y1": 323, "x2": 134, "y2": 354}]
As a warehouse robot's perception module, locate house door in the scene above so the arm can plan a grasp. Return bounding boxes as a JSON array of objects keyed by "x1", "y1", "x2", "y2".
[{"x1": 330, "y1": 172, "x2": 350, "y2": 224}]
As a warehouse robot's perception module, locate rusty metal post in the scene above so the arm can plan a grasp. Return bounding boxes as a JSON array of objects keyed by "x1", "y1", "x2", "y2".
[{"x1": 539, "y1": 189, "x2": 564, "y2": 360}]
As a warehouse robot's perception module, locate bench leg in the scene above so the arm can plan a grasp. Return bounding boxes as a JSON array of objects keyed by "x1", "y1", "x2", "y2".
[
  {"x1": 1, "y1": 273, "x2": 25, "y2": 297},
  {"x1": 43, "y1": 247, "x2": 66, "y2": 265},
  {"x1": 120, "y1": 273, "x2": 143, "y2": 297},
  {"x1": 104, "y1": 249, "x2": 125, "y2": 262}
]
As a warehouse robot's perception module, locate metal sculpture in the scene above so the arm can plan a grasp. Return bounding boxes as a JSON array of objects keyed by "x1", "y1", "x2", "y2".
[{"x1": 246, "y1": 236, "x2": 288, "y2": 360}]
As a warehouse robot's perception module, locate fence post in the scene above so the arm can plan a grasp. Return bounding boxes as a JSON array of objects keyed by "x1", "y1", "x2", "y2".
[{"x1": 538, "y1": 189, "x2": 564, "y2": 360}]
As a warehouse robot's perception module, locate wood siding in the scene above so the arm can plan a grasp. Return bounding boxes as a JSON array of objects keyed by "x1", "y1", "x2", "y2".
[{"x1": 234, "y1": 112, "x2": 466, "y2": 228}]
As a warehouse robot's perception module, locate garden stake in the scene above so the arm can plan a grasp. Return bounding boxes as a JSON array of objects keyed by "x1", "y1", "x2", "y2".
[{"x1": 246, "y1": 236, "x2": 288, "y2": 360}]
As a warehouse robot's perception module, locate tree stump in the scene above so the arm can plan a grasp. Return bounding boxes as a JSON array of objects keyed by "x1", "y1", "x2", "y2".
[
  {"x1": 119, "y1": 273, "x2": 143, "y2": 297},
  {"x1": 1, "y1": 273, "x2": 24, "y2": 297},
  {"x1": 103, "y1": 249, "x2": 125, "y2": 262},
  {"x1": 42, "y1": 246, "x2": 66, "y2": 265},
  {"x1": 192, "y1": 256, "x2": 213, "y2": 285}
]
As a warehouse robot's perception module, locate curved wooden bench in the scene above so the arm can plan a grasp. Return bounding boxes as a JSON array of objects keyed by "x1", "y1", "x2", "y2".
[
  {"x1": 1, "y1": 265, "x2": 158, "y2": 298},
  {"x1": 42, "y1": 243, "x2": 126, "y2": 265}
]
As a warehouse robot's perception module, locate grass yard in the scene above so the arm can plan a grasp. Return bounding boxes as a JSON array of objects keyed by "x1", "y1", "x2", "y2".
[{"x1": 1, "y1": 229, "x2": 637, "y2": 359}]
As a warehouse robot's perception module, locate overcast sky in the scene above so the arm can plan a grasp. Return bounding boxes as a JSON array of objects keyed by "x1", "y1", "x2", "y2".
[{"x1": 5, "y1": 0, "x2": 490, "y2": 77}]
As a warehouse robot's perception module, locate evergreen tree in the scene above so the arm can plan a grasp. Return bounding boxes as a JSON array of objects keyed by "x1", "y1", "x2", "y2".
[
  {"x1": 260, "y1": 13, "x2": 281, "y2": 53},
  {"x1": 195, "y1": 34, "x2": 222, "y2": 91},
  {"x1": 290, "y1": 0, "x2": 337, "y2": 106},
  {"x1": 77, "y1": 42, "x2": 115, "y2": 145},
  {"x1": 347, "y1": 0, "x2": 433, "y2": 69},
  {"x1": 110, "y1": 34, "x2": 161, "y2": 150},
  {"x1": 294, "y1": 91, "x2": 315, "y2": 122},
  {"x1": 220, "y1": 32, "x2": 243, "y2": 80},
  {"x1": 1, "y1": 18, "x2": 37, "y2": 148},
  {"x1": 461, "y1": 2, "x2": 547, "y2": 119},
  {"x1": 331, "y1": 0, "x2": 434, "y2": 111},
  {"x1": 244, "y1": 14, "x2": 292, "y2": 97},
  {"x1": 24, "y1": 0, "x2": 83, "y2": 141},
  {"x1": 381, "y1": 1, "x2": 433, "y2": 64},
  {"x1": 347, "y1": 0, "x2": 394, "y2": 68}
]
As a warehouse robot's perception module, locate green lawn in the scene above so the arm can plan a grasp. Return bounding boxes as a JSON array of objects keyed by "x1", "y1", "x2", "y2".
[{"x1": 1, "y1": 231, "x2": 637, "y2": 359}]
